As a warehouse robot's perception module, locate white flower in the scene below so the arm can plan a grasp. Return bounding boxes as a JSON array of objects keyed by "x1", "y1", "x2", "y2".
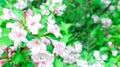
[
  {"x1": 74, "y1": 43, "x2": 82, "y2": 53},
  {"x1": 0, "y1": 8, "x2": 18, "y2": 20},
  {"x1": 90, "y1": 62, "x2": 104, "y2": 67},
  {"x1": 54, "y1": 5, "x2": 67, "y2": 16},
  {"x1": 101, "y1": 0, "x2": 111, "y2": 7},
  {"x1": 112, "y1": 50, "x2": 118, "y2": 56},
  {"x1": 101, "y1": 54, "x2": 108, "y2": 60},
  {"x1": 109, "y1": 5, "x2": 115, "y2": 12},
  {"x1": 27, "y1": 39, "x2": 47, "y2": 55},
  {"x1": 76, "y1": 60, "x2": 88, "y2": 67},
  {"x1": 0, "y1": 28, "x2": 2, "y2": 38},
  {"x1": 47, "y1": 17, "x2": 62, "y2": 38},
  {"x1": 42, "y1": 10, "x2": 50, "y2": 15},
  {"x1": 26, "y1": 14, "x2": 44, "y2": 35},
  {"x1": 41, "y1": 37, "x2": 50, "y2": 45},
  {"x1": 52, "y1": 0, "x2": 63, "y2": 3},
  {"x1": 92, "y1": 15, "x2": 99, "y2": 23},
  {"x1": 8, "y1": 28, "x2": 27, "y2": 47},
  {"x1": 101, "y1": 18, "x2": 112, "y2": 28},
  {"x1": 52, "y1": 39, "x2": 66, "y2": 55},
  {"x1": 14, "y1": 0, "x2": 27, "y2": 10},
  {"x1": 37, "y1": 53, "x2": 54, "y2": 67},
  {"x1": 6, "y1": 22, "x2": 23, "y2": 30},
  {"x1": 108, "y1": 42, "x2": 113, "y2": 48},
  {"x1": 93, "y1": 50, "x2": 101, "y2": 60}
]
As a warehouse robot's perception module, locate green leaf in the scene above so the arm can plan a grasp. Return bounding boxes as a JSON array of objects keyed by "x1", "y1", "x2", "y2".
[
  {"x1": 2, "y1": 62, "x2": 13, "y2": 67},
  {"x1": 0, "y1": 36, "x2": 13, "y2": 46},
  {"x1": 12, "y1": 51, "x2": 25, "y2": 64},
  {"x1": 54, "y1": 57, "x2": 64, "y2": 67}
]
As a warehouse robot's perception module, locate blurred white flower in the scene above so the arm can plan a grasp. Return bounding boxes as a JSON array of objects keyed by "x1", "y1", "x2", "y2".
[
  {"x1": 93, "y1": 50, "x2": 101, "y2": 61},
  {"x1": 101, "y1": 0, "x2": 111, "y2": 7},
  {"x1": 108, "y1": 42, "x2": 114, "y2": 48},
  {"x1": 14, "y1": 0, "x2": 27, "y2": 10},
  {"x1": 101, "y1": 18, "x2": 112, "y2": 28},
  {"x1": 54, "y1": 5, "x2": 67, "y2": 16},
  {"x1": 101, "y1": 54, "x2": 108, "y2": 60},
  {"x1": 112, "y1": 50, "x2": 118, "y2": 56},
  {"x1": 76, "y1": 60, "x2": 88, "y2": 67},
  {"x1": 52, "y1": 0, "x2": 63, "y2": 3},
  {"x1": 90, "y1": 62, "x2": 104, "y2": 67},
  {"x1": 42, "y1": 10, "x2": 50, "y2": 15},
  {"x1": 92, "y1": 15, "x2": 99, "y2": 23},
  {"x1": 109, "y1": 5, "x2": 115, "y2": 12},
  {"x1": 74, "y1": 43, "x2": 82, "y2": 53}
]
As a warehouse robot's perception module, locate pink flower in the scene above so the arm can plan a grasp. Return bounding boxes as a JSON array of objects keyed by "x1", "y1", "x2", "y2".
[
  {"x1": 41, "y1": 37, "x2": 50, "y2": 45},
  {"x1": 0, "y1": 59, "x2": 7, "y2": 67},
  {"x1": 0, "y1": 8, "x2": 19, "y2": 20},
  {"x1": 42, "y1": 10, "x2": 50, "y2": 15},
  {"x1": 47, "y1": 20, "x2": 62, "y2": 38},
  {"x1": 14, "y1": 0, "x2": 27, "y2": 10},
  {"x1": 8, "y1": 28, "x2": 27, "y2": 47},
  {"x1": 37, "y1": 52, "x2": 54, "y2": 67},
  {"x1": 52, "y1": 40, "x2": 66, "y2": 55},
  {"x1": 27, "y1": 39, "x2": 47, "y2": 55},
  {"x1": 26, "y1": 14, "x2": 44, "y2": 35},
  {"x1": 54, "y1": 5, "x2": 66, "y2": 16}
]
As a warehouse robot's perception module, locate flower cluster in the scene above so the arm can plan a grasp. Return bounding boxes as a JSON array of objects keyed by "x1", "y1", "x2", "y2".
[{"x1": 0, "y1": 0, "x2": 83, "y2": 67}]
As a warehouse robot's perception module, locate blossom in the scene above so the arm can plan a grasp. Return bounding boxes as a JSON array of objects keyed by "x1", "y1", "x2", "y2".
[
  {"x1": 108, "y1": 42, "x2": 114, "y2": 48},
  {"x1": 0, "y1": 27, "x2": 2, "y2": 38},
  {"x1": 101, "y1": 18, "x2": 112, "y2": 28},
  {"x1": 47, "y1": 17, "x2": 62, "y2": 38},
  {"x1": 52, "y1": 0, "x2": 63, "y2": 3},
  {"x1": 112, "y1": 50, "x2": 118, "y2": 56},
  {"x1": 93, "y1": 50, "x2": 108, "y2": 61},
  {"x1": 27, "y1": 39, "x2": 46, "y2": 55},
  {"x1": 76, "y1": 60, "x2": 88, "y2": 67},
  {"x1": 101, "y1": 0, "x2": 111, "y2": 7},
  {"x1": 54, "y1": 5, "x2": 67, "y2": 16},
  {"x1": 0, "y1": 8, "x2": 18, "y2": 20},
  {"x1": 8, "y1": 27, "x2": 27, "y2": 47},
  {"x1": 52, "y1": 39, "x2": 66, "y2": 55},
  {"x1": 6, "y1": 22, "x2": 23, "y2": 30},
  {"x1": 41, "y1": 37, "x2": 50, "y2": 45},
  {"x1": 101, "y1": 54, "x2": 108, "y2": 60},
  {"x1": 0, "y1": 59, "x2": 7, "y2": 67},
  {"x1": 42, "y1": 10, "x2": 50, "y2": 15},
  {"x1": 14, "y1": 0, "x2": 27, "y2": 10},
  {"x1": 37, "y1": 53, "x2": 54, "y2": 67},
  {"x1": 62, "y1": 46, "x2": 80, "y2": 64},
  {"x1": 93, "y1": 50, "x2": 101, "y2": 61},
  {"x1": 74, "y1": 43, "x2": 82, "y2": 53},
  {"x1": 92, "y1": 15, "x2": 99, "y2": 23},
  {"x1": 6, "y1": 22, "x2": 27, "y2": 46},
  {"x1": 26, "y1": 14, "x2": 44, "y2": 35}
]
